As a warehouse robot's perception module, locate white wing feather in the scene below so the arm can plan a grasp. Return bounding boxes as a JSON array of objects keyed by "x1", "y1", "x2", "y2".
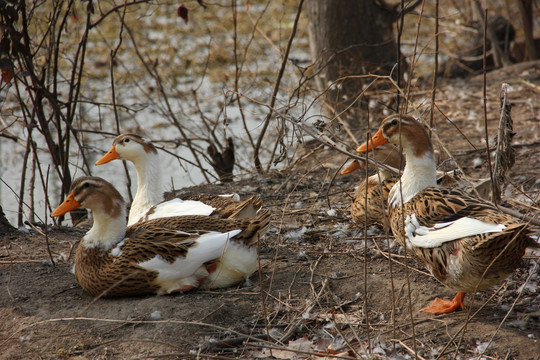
[
  {"x1": 405, "y1": 214, "x2": 506, "y2": 248},
  {"x1": 137, "y1": 229, "x2": 241, "y2": 279},
  {"x1": 145, "y1": 198, "x2": 216, "y2": 221},
  {"x1": 218, "y1": 193, "x2": 241, "y2": 201}
]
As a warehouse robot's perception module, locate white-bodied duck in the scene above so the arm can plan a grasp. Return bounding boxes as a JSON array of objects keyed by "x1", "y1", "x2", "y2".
[{"x1": 95, "y1": 134, "x2": 261, "y2": 226}]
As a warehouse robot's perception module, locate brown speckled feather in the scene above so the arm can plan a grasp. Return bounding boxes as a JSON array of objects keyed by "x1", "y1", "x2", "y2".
[
  {"x1": 75, "y1": 232, "x2": 197, "y2": 297},
  {"x1": 179, "y1": 194, "x2": 263, "y2": 219},
  {"x1": 351, "y1": 176, "x2": 397, "y2": 228},
  {"x1": 390, "y1": 186, "x2": 534, "y2": 292},
  {"x1": 128, "y1": 211, "x2": 271, "y2": 248}
]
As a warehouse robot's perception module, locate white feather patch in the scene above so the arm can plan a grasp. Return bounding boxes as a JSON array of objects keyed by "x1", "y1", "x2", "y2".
[
  {"x1": 137, "y1": 230, "x2": 241, "y2": 282},
  {"x1": 110, "y1": 238, "x2": 127, "y2": 257},
  {"x1": 145, "y1": 198, "x2": 216, "y2": 220},
  {"x1": 202, "y1": 242, "x2": 258, "y2": 289},
  {"x1": 218, "y1": 193, "x2": 241, "y2": 201},
  {"x1": 405, "y1": 214, "x2": 506, "y2": 248}
]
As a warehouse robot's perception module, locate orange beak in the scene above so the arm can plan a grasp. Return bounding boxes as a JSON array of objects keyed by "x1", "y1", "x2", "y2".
[
  {"x1": 341, "y1": 159, "x2": 365, "y2": 175},
  {"x1": 95, "y1": 147, "x2": 120, "y2": 165},
  {"x1": 357, "y1": 129, "x2": 388, "y2": 153},
  {"x1": 51, "y1": 193, "x2": 81, "y2": 217}
]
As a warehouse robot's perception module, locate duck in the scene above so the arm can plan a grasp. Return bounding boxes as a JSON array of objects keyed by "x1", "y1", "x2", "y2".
[
  {"x1": 51, "y1": 176, "x2": 271, "y2": 297},
  {"x1": 357, "y1": 114, "x2": 538, "y2": 314},
  {"x1": 95, "y1": 134, "x2": 262, "y2": 226},
  {"x1": 341, "y1": 143, "x2": 401, "y2": 229}
]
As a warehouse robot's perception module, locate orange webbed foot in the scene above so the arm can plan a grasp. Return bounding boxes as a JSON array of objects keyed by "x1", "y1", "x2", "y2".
[
  {"x1": 421, "y1": 292, "x2": 466, "y2": 315},
  {"x1": 177, "y1": 284, "x2": 197, "y2": 292},
  {"x1": 168, "y1": 274, "x2": 211, "y2": 294}
]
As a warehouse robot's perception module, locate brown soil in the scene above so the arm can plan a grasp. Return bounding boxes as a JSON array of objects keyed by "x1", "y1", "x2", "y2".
[{"x1": 1, "y1": 66, "x2": 540, "y2": 359}]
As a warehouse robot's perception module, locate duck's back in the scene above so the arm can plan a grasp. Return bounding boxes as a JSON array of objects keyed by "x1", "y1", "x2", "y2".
[{"x1": 351, "y1": 176, "x2": 396, "y2": 228}]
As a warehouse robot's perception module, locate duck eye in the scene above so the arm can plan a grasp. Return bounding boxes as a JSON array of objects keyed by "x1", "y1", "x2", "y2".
[
  {"x1": 124, "y1": 138, "x2": 130, "y2": 143},
  {"x1": 391, "y1": 119, "x2": 398, "y2": 126},
  {"x1": 82, "y1": 183, "x2": 90, "y2": 189}
]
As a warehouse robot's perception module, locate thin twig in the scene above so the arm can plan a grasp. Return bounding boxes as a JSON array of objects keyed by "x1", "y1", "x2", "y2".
[
  {"x1": 252, "y1": 0, "x2": 304, "y2": 173},
  {"x1": 44, "y1": 166, "x2": 55, "y2": 266},
  {"x1": 362, "y1": 139, "x2": 371, "y2": 353},
  {"x1": 481, "y1": 8, "x2": 497, "y2": 206},
  {"x1": 429, "y1": 0, "x2": 439, "y2": 134},
  {"x1": 256, "y1": 231, "x2": 272, "y2": 352}
]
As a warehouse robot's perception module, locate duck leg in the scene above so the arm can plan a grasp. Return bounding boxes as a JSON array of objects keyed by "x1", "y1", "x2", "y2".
[{"x1": 421, "y1": 292, "x2": 466, "y2": 314}]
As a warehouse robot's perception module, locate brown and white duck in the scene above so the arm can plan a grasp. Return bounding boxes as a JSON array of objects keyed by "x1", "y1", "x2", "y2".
[
  {"x1": 52, "y1": 176, "x2": 271, "y2": 297},
  {"x1": 357, "y1": 114, "x2": 538, "y2": 314},
  {"x1": 95, "y1": 134, "x2": 261, "y2": 226}
]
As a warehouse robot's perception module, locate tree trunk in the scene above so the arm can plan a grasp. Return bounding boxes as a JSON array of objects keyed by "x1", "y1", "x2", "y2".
[
  {"x1": 306, "y1": 0, "x2": 403, "y2": 128},
  {"x1": 517, "y1": 0, "x2": 537, "y2": 60}
]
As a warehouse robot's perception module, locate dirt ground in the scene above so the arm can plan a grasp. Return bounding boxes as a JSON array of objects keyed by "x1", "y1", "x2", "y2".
[{"x1": 1, "y1": 65, "x2": 540, "y2": 359}]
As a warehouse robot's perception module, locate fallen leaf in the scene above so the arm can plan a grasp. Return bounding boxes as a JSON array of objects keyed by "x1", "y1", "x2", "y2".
[
  {"x1": 316, "y1": 311, "x2": 363, "y2": 325},
  {"x1": 288, "y1": 336, "x2": 312, "y2": 352},
  {"x1": 1, "y1": 68, "x2": 13, "y2": 83},
  {"x1": 177, "y1": 5, "x2": 188, "y2": 24}
]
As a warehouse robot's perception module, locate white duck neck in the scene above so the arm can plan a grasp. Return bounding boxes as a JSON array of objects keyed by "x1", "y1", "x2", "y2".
[
  {"x1": 129, "y1": 151, "x2": 165, "y2": 225},
  {"x1": 389, "y1": 147, "x2": 437, "y2": 207},
  {"x1": 84, "y1": 205, "x2": 127, "y2": 250}
]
